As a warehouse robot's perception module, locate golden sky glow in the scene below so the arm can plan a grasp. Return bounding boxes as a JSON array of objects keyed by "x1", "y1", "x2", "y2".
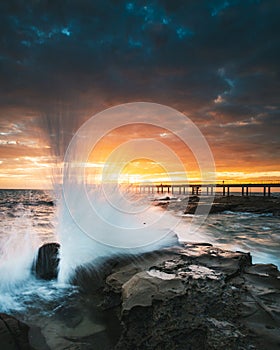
[
  {"x1": 0, "y1": 113, "x2": 279, "y2": 189},
  {"x1": 85, "y1": 122, "x2": 280, "y2": 185},
  {"x1": 1, "y1": 147, "x2": 280, "y2": 189},
  {"x1": 64, "y1": 122, "x2": 280, "y2": 188}
]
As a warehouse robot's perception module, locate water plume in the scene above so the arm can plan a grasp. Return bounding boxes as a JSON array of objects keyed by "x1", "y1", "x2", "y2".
[
  {"x1": 55, "y1": 102, "x2": 215, "y2": 282},
  {"x1": 0, "y1": 207, "x2": 39, "y2": 291},
  {"x1": 34, "y1": 102, "x2": 216, "y2": 283},
  {"x1": 57, "y1": 184, "x2": 180, "y2": 283}
]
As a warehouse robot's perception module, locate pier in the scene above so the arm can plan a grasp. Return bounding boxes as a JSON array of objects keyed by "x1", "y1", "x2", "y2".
[{"x1": 133, "y1": 181, "x2": 280, "y2": 197}]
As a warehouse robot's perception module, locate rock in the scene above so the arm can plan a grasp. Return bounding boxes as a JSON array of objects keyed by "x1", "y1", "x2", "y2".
[
  {"x1": 0, "y1": 313, "x2": 33, "y2": 350},
  {"x1": 185, "y1": 202, "x2": 237, "y2": 214},
  {"x1": 189, "y1": 195, "x2": 200, "y2": 203},
  {"x1": 70, "y1": 256, "x2": 127, "y2": 293},
  {"x1": 154, "y1": 202, "x2": 169, "y2": 208},
  {"x1": 160, "y1": 196, "x2": 170, "y2": 201},
  {"x1": 97, "y1": 243, "x2": 280, "y2": 349},
  {"x1": 64, "y1": 242, "x2": 279, "y2": 349},
  {"x1": 62, "y1": 330, "x2": 115, "y2": 350},
  {"x1": 245, "y1": 263, "x2": 280, "y2": 277},
  {"x1": 112, "y1": 248, "x2": 250, "y2": 349},
  {"x1": 33, "y1": 242, "x2": 60, "y2": 280},
  {"x1": 54, "y1": 305, "x2": 83, "y2": 328},
  {"x1": 175, "y1": 195, "x2": 280, "y2": 215},
  {"x1": 241, "y1": 263, "x2": 280, "y2": 350},
  {"x1": 27, "y1": 326, "x2": 50, "y2": 350}
]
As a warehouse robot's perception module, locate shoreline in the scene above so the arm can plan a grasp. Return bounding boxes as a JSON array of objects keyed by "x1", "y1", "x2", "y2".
[
  {"x1": 1, "y1": 195, "x2": 280, "y2": 349},
  {"x1": 1, "y1": 236, "x2": 280, "y2": 349},
  {"x1": 3, "y1": 242, "x2": 279, "y2": 349},
  {"x1": 154, "y1": 194, "x2": 280, "y2": 268},
  {"x1": 154, "y1": 194, "x2": 280, "y2": 216}
]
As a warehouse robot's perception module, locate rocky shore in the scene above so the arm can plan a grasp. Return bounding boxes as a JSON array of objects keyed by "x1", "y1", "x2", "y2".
[
  {"x1": 100, "y1": 243, "x2": 280, "y2": 350},
  {"x1": 155, "y1": 195, "x2": 280, "y2": 216},
  {"x1": 1, "y1": 196, "x2": 280, "y2": 349},
  {"x1": 3, "y1": 242, "x2": 280, "y2": 349}
]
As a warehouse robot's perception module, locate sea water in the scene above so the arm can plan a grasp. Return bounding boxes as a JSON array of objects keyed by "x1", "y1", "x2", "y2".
[
  {"x1": 0, "y1": 189, "x2": 279, "y2": 348},
  {"x1": 1, "y1": 190, "x2": 279, "y2": 293}
]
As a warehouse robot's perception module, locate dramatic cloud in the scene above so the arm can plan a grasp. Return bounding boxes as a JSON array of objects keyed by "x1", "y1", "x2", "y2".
[{"x1": 0, "y1": 0, "x2": 279, "y2": 187}]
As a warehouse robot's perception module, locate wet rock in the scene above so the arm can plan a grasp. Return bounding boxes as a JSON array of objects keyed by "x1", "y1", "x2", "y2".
[
  {"x1": 245, "y1": 263, "x2": 279, "y2": 278},
  {"x1": 154, "y1": 201, "x2": 169, "y2": 208},
  {"x1": 185, "y1": 202, "x2": 237, "y2": 214},
  {"x1": 183, "y1": 202, "x2": 197, "y2": 214},
  {"x1": 63, "y1": 242, "x2": 279, "y2": 349},
  {"x1": 241, "y1": 263, "x2": 280, "y2": 350},
  {"x1": 159, "y1": 196, "x2": 170, "y2": 201},
  {"x1": 27, "y1": 326, "x2": 50, "y2": 350},
  {"x1": 189, "y1": 195, "x2": 200, "y2": 203},
  {"x1": 33, "y1": 242, "x2": 60, "y2": 280},
  {"x1": 97, "y1": 243, "x2": 280, "y2": 349},
  {"x1": 62, "y1": 330, "x2": 115, "y2": 350},
  {"x1": 179, "y1": 195, "x2": 280, "y2": 215},
  {"x1": 72, "y1": 241, "x2": 179, "y2": 294},
  {"x1": 115, "y1": 271, "x2": 247, "y2": 350},
  {"x1": 0, "y1": 313, "x2": 33, "y2": 350},
  {"x1": 70, "y1": 256, "x2": 128, "y2": 293},
  {"x1": 54, "y1": 305, "x2": 83, "y2": 328}
]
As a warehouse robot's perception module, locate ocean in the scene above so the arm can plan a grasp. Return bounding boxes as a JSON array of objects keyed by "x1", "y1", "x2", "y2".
[
  {"x1": 183, "y1": 208, "x2": 280, "y2": 267},
  {"x1": 0, "y1": 189, "x2": 279, "y2": 349}
]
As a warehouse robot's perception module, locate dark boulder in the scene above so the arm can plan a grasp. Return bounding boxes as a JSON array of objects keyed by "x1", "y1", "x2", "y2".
[
  {"x1": 0, "y1": 313, "x2": 32, "y2": 350},
  {"x1": 33, "y1": 242, "x2": 60, "y2": 280}
]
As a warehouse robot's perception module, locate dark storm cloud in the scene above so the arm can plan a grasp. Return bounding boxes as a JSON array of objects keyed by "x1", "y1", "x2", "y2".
[{"x1": 0, "y1": 0, "x2": 279, "y2": 166}]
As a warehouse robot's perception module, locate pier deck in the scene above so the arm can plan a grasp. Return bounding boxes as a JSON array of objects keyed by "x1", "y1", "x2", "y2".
[{"x1": 133, "y1": 182, "x2": 280, "y2": 197}]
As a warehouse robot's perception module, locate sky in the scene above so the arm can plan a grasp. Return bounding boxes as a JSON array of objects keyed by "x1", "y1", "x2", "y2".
[{"x1": 0, "y1": 0, "x2": 280, "y2": 188}]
